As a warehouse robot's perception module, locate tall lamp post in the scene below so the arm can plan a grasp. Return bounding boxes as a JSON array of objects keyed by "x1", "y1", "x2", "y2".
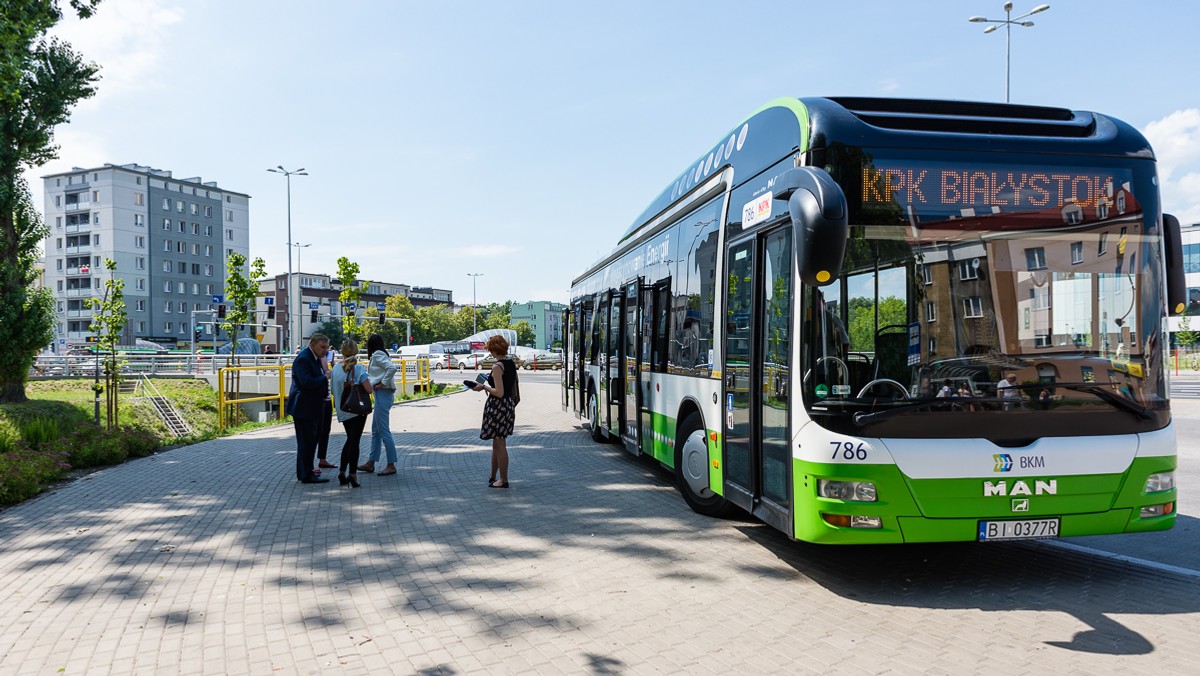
[
  {"x1": 968, "y1": 3, "x2": 1050, "y2": 103},
  {"x1": 291, "y1": 242, "x2": 311, "y2": 342},
  {"x1": 267, "y1": 165, "x2": 307, "y2": 352},
  {"x1": 467, "y1": 273, "x2": 483, "y2": 336}
]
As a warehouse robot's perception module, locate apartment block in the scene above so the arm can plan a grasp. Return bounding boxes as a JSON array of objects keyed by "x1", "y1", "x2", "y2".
[
  {"x1": 510, "y1": 301, "x2": 566, "y2": 349},
  {"x1": 42, "y1": 164, "x2": 250, "y2": 350}
]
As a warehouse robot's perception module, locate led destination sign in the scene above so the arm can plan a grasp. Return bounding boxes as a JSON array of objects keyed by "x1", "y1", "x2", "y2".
[{"x1": 861, "y1": 162, "x2": 1132, "y2": 213}]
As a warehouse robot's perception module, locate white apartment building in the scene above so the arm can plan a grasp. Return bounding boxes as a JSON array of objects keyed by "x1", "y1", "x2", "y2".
[{"x1": 42, "y1": 164, "x2": 249, "y2": 349}]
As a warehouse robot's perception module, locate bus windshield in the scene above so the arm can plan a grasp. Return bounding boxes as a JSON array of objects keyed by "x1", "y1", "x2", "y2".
[{"x1": 802, "y1": 148, "x2": 1168, "y2": 439}]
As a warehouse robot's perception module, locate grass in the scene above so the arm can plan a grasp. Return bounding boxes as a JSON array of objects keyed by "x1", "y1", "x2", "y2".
[{"x1": 0, "y1": 378, "x2": 457, "y2": 506}]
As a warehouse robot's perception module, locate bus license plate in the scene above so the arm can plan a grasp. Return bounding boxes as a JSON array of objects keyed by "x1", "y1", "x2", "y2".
[{"x1": 978, "y1": 518, "x2": 1059, "y2": 541}]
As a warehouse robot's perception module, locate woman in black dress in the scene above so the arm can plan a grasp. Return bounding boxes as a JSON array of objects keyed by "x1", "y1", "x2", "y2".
[{"x1": 471, "y1": 335, "x2": 518, "y2": 488}]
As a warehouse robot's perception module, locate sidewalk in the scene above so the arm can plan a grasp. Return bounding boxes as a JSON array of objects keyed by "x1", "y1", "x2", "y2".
[{"x1": 1, "y1": 380, "x2": 1198, "y2": 675}]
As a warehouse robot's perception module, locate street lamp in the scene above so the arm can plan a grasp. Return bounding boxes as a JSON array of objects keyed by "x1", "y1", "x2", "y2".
[
  {"x1": 291, "y1": 242, "x2": 311, "y2": 341},
  {"x1": 267, "y1": 166, "x2": 307, "y2": 352},
  {"x1": 968, "y1": 3, "x2": 1050, "y2": 102},
  {"x1": 468, "y1": 273, "x2": 483, "y2": 336}
]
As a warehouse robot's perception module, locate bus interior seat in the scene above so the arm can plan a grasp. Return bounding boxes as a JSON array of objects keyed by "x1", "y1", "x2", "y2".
[
  {"x1": 846, "y1": 353, "x2": 873, "y2": 392},
  {"x1": 872, "y1": 325, "x2": 910, "y2": 386}
]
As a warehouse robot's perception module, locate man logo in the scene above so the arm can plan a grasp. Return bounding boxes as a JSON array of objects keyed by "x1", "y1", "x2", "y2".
[
  {"x1": 993, "y1": 454, "x2": 1014, "y2": 472},
  {"x1": 983, "y1": 479, "x2": 1058, "y2": 496},
  {"x1": 1012, "y1": 499, "x2": 1030, "y2": 512}
]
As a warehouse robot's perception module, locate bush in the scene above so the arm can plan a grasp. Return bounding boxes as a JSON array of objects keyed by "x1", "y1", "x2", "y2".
[
  {"x1": 0, "y1": 441, "x2": 70, "y2": 505},
  {"x1": 19, "y1": 416, "x2": 60, "y2": 447}
]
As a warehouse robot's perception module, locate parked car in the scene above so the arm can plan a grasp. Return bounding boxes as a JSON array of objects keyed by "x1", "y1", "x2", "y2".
[
  {"x1": 425, "y1": 354, "x2": 449, "y2": 369},
  {"x1": 523, "y1": 351, "x2": 563, "y2": 370},
  {"x1": 453, "y1": 352, "x2": 490, "y2": 371}
]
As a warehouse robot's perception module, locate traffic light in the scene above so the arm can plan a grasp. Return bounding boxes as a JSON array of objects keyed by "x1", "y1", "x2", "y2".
[
  {"x1": 409, "y1": 335, "x2": 415, "y2": 342},
  {"x1": 311, "y1": 309, "x2": 318, "y2": 323},
  {"x1": 379, "y1": 312, "x2": 386, "y2": 323},
  {"x1": 267, "y1": 305, "x2": 275, "y2": 319},
  {"x1": 194, "y1": 328, "x2": 202, "y2": 343},
  {"x1": 217, "y1": 304, "x2": 226, "y2": 319}
]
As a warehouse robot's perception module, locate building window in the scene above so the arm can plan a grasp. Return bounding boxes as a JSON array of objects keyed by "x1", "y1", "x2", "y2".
[
  {"x1": 135, "y1": 278, "x2": 144, "y2": 291},
  {"x1": 192, "y1": 243, "x2": 199, "y2": 255},
  {"x1": 164, "y1": 301, "x2": 172, "y2": 313},
  {"x1": 192, "y1": 283, "x2": 200, "y2": 295},
  {"x1": 135, "y1": 214, "x2": 144, "y2": 227},
  {"x1": 92, "y1": 190, "x2": 99, "y2": 202},
  {"x1": 162, "y1": 260, "x2": 171, "y2": 272},
  {"x1": 204, "y1": 205, "x2": 212, "y2": 218},
  {"x1": 205, "y1": 225, "x2": 213, "y2": 237},
  {"x1": 163, "y1": 218, "x2": 171, "y2": 230},
  {"x1": 57, "y1": 238, "x2": 63, "y2": 250},
  {"x1": 1071, "y1": 242, "x2": 1083, "y2": 264},
  {"x1": 925, "y1": 301, "x2": 937, "y2": 322},
  {"x1": 176, "y1": 241, "x2": 184, "y2": 253},
  {"x1": 163, "y1": 240, "x2": 171, "y2": 252},
  {"x1": 165, "y1": 322, "x2": 173, "y2": 332},
  {"x1": 190, "y1": 203, "x2": 198, "y2": 215},
  {"x1": 205, "y1": 265, "x2": 213, "y2": 277},
  {"x1": 205, "y1": 245, "x2": 213, "y2": 257},
  {"x1": 176, "y1": 200, "x2": 184, "y2": 213},
  {"x1": 226, "y1": 228, "x2": 234, "y2": 240},
  {"x1": 958, "y1": 260, "x2": 978, "y2": 281},
  {"x1": 137, "y1": 321, "x2": 145, "y2": 333},
  {"x1": 162, "y1": 198, "x2": 170, "y2": 210},
  {"x1": 134, "y1": 193, "x2": 144, "y2": 206},
  {"x1": 206, "y1": 284, "x2": 213, "y2": 295},
  {"x1": 191, "y1": 263, "x2": 200, "y2": 275},
  {"x1": 1024, "y1": 247, "x2": 1047, "y2": 270},
  {"x1": 92, "y1": 234, "x2": 100, "y2": 246},
  {"x1": 177, "y1": 282, "x2": 185, "y2": 293},
  {"x1": 136, "y1": 300, "x2": 145, "y2": 312},
  {"x1": 1035, "y1": 333, "x2": 1052, "y2": 348},
  {"x1": 163, "y1": 281, "x2": 171, "y2": 292},
  {"x1": 1099, "y1": 232, "x2": 1109, "y2": 255},
  {"x1": 179, "y1": 301, "x2": 187, "y2": 313},
  {"x1": 929, "y1": 337, "x2": 937, "y2": 354},
  {"x1": 192, "y1": 223, "x2": 199, "y2": 235},
  {"x1": 1031, "y1": 287, "x2": 1050, "y2": 310},
  {"x1": 921, "y1": 266, "x2": 932, "y2": 285},
  {"x1": 136, "y1": 257, "x2": 145, "y2": 270},
  {"x1": 964, "y1": 296, "x2": 983, "y2": 318}
]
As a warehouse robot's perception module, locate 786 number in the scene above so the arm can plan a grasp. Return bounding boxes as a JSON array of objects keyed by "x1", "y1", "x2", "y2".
[{"x1": 830, "y1": 441, "x2": 868, "y2": 461}]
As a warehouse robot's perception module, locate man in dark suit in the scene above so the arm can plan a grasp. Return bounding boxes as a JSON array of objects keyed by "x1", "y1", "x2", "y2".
[{"x1": 287, "y1": 333, "x2": 332, "y2": 484}]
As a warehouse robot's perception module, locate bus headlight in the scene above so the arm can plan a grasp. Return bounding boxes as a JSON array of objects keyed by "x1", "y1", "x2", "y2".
[
  {"x1": 818, "y1": 480, "x2": 878, "y2": 502},
  {"x1": 1144, "y1": 472, "x2": 1175, "y2": 493}
]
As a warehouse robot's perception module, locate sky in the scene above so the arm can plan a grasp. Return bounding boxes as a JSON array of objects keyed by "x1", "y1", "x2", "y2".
[{"x1": 29, "y1": 0, "x2": 1200, "y2": 306}]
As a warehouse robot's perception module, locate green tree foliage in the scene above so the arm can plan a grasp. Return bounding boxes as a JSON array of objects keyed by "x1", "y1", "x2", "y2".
[
  {"x1": 1176, "y1": 312, "x2": 1198, "y2": 348},
  {"x1": 86, "y1": 259, "x2": 125, "y2": 427},
  {"x1": 0, "y1": 1, "x2": 101, "y2": 402},
  {"x1": 847, "y1": 296, "x2": 907, "y2": 352},
  {"x1": 335, "y1": 257, "x2": 362, "y2": 339},
  {"x1": 513, "y1": 320, "x2": 535, "y2": 347},
  {"x1": 315, "y1": 319, "x2": 344, "y2": 349}
]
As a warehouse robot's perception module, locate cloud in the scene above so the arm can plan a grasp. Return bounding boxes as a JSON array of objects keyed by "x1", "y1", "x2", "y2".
[
  {"x1": 1142, "y1": 109, "x2": 1200, "y2": 225},
  {"x1": 49, "y1": 0, "x2": 185, "y2": 102}
]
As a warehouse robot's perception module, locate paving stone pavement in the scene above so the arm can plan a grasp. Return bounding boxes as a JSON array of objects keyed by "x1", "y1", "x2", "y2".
[{"x1": 1, "y1": 377, "x2": 1198, "y2": 675}]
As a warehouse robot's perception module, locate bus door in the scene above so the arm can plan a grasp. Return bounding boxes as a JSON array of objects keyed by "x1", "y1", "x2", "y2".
[
  {"x1": 619, "y1": 279, "x2": 642, "y2": 453},
  {"x1": 561, "y1": 307, "x2": 572, "y2": 412},
  {"x1": 640, "y1": 280, "x2": 671, "y2": 458},
  {"x1": 722, "y1": 225, "x2": 794, "y2": 533},
  {"x1": 595, "y1": 291, "x2": 615, "y2": 436},
  {"x1": 605, "y1": 290, "x2": 623, "y2": 436}
]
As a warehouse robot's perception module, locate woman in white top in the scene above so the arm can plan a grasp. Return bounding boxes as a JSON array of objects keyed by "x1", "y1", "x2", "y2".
[
  {"x1": 359, "y1": 333, "x2": 399, "y2": 476},
  {"x1": 330, "y1": 338, "x2": 373, "y2": 488}
]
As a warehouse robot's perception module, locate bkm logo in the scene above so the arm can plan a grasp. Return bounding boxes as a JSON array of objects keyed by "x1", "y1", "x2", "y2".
[{"x1": 993, "y1": 454, "x2": 1013, "y2": 472}]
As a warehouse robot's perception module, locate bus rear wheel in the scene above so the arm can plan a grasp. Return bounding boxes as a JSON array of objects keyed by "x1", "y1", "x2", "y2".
[
  {"x1": 588, "y1": 389, "x2": 604, "y2": 442},
  {"x1": 675, "y1": 413, "x2": 735, "y2": 518}
]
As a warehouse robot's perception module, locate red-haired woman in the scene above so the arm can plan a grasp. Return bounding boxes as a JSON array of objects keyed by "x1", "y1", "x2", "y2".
[{"x1": 471, "y1": 334, "x2": 518, "y2": 488}]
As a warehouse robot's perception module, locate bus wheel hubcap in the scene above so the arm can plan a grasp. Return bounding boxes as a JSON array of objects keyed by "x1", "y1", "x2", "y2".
[{"x1": 682, "y1": 430, "x2": 710, "y2": 498}]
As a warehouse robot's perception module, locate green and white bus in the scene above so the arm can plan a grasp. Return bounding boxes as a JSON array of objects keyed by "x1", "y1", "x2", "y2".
[{"x1": 564, "y1": 97, "x2": 1186, "y2": 544}]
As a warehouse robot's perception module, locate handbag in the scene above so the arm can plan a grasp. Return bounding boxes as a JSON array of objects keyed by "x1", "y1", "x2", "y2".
[{"x1": 340, "y1": 379, "x2": 373, "y2": 416}]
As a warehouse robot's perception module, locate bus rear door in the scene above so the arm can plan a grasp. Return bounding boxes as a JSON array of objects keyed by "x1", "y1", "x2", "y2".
[{"x1": 620, "y1": 279, "x2": 642, "y2": 453}]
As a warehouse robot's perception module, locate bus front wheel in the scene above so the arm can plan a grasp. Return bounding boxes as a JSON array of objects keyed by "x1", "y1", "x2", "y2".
[{"x1": 675, "y1": 413, "x2": 735, "y2": 518}]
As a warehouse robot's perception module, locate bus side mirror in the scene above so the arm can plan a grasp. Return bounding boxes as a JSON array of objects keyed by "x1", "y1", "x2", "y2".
[
  {"x1": 776, "y1": 167, "x2": 848, "y2": 286},
  {"x1": 1164, "y1": 213, "x2": 1187, "y2": 316}
]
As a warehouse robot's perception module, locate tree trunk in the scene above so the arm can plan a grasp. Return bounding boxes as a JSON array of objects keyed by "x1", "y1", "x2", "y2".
[{"x1": 0, "y1": 380, "x2": 28, "y2": 404}]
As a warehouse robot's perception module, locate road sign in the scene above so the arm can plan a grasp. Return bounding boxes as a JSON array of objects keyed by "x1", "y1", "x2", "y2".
[
  {"x1": 308, "y1": 302, "x2": 319, "y2": 310},
  {"x1": 264, "y1": 297, "x2": 274, "y2": 306},
  {"x1": 376, "y1": 302, "x2": 386, "y2": 310},
  {"x1": 212, "y1": 295, "x2": 224, "y2": 304}
]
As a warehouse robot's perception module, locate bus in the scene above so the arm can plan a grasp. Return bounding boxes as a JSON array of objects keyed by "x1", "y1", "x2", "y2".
[{"x1": 563, "y1": 97, "x2": 1186, "y2": 544}]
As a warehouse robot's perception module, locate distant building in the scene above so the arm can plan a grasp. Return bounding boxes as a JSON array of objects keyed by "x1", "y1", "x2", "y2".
[
  {"x1": 257, "y1": 272, "x2": 453, "y2": 352},
  {"x1": 41, "y1": 163, "x2": 249, "y2": 350},
  {"x1": 1167, "y1": 221, "x2": 1200, "y2": 347},
  {"x1": 510, "y1": 301, "x2": 566, "y2": 349}
]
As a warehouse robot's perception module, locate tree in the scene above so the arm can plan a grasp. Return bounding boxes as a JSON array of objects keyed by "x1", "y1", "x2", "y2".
[
  {"x1": 0, "y1": 1, "x2": 101, "y2": 402},
  {"x1": 86, "y1": 259, "x2": 125, "y2": 427},
  {"x1": 1176, "y1": 312, "x2": 1198, "y2": 348},
  {"x1": 315, "y1": 319, "x2": 344, "y2": 349},
  {"x1": 221, "y1": 253, "x2": 267, "y2": 366},
  {"x1": 335, "y1": 257, "x2": 362, "y2": 340},
  {"x1": 513, "y1": 320, "x2": 535, "y2": 347}
]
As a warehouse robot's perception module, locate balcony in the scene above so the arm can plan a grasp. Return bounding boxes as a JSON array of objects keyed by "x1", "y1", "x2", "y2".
[
  {"x1": 66, "y1": 309, "x2": 92, "y2": 318},
  {"x1": 65, "y1": 288, "x2": 94, "y2": 298},
  {"x1": 64, "y1": 201, "x2": 91, "y2": 213},
  {"x1": 65, "y1": 223, "x2": 92, "y2": 234},
  {"x1": 66, "y1": 331, "x2": 93, "y2": 340},
  {"x1": 65, "y1": 245, "x2": 90, "y2": 255},
  {"x1": 65, "y1": 267, "x2": 94, "y2": 277}
]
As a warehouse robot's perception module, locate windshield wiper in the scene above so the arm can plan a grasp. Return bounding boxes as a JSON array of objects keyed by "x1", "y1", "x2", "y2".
[
  {"x1": 852, "y1": 399, "x2": 944, "y2": 427},
  {"x1": 1057, "y1": 383, "x2": 1153, "y2": 420}
]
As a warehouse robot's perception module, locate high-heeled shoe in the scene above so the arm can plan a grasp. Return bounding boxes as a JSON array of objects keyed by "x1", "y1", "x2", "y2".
[
  {"x1": 337, "y1": 473, "x2": 349, "y2": 486},
  {"x1": 349, "y1": 475, "x2": 360, "y2": 488}
]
